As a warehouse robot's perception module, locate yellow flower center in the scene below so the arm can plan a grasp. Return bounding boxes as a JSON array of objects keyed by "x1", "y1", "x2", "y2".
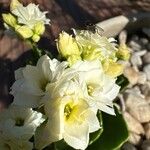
[{"x1": 64, "y1": 104, "x2": 73, "y2": 120}]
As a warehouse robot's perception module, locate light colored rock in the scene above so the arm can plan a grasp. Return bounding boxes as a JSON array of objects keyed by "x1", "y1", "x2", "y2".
[
  {"x1": 143, "y1": 64, "x2": 150, "y2": 81},
  {"x1": 144, "y1": 123, "x2": 150, "y2": 140},
  {"x1": 143, "y1": 52, "x2": 150, "y2": 64},
  {"x1": 140, "y1": 38, "x2": 149, "y2": 45},
  {"x1": 123, "y1": 112, "x2": 145, "y2": 135},
  {"x1": 124, "y1": 67, "x2": 139, "y2": 85},
  {"x1": 135, "y1": 50, "x2": 147, "y2": 57},
  {"x1": 129, "y1": 132, "x2": 141, "y2": 145},
  {"x1": 140, "y1": 82, "x2": 150, "y2": 98},
  {"x1": 130, "y1": 54, "x2": 142, "y2": 67},
  {"x1": 125, "y1": 93, "x2": 150, "y2": 123},
  {"x1": 129, "y1": 41, "x2": 141, "y2": 51},
  {"x1": 142, "y1": 140, "x2": 150, "y2": 150},
  {"x1": 137, "y1": 72, "x2": 147, "y2": 84},
  {"x1": 122, "y1": 142, "x2": 137, "y2": 150}
]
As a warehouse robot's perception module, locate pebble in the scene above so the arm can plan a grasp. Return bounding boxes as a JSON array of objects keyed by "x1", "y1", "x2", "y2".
[
  {"x1": 130, "y1": 54, "x2": 142, "y2": 67},
  {"x1": 122, "y1": 142, "x2": 137, "y2": 150},
  {"x1": 143, "y1": 52, "x2": 150, "y2": 64},
  {"x1": 141, "y1": 140, "x2": 150, "y2": 150},
  {"x1": 144, "y1": 123, "x2": 150, "y2": 140},
  {"x1": 123, "y1": 112, "x2": 145, "y2": 135},
  {"x1": 140, "y1": 38, "x2": 149, "y2": 45},
  {"x1": 129, "y1": 41, "x2": 141, "y2": 51},
  {"x1": 143, "y1": 64, "x2": 150, "y2": 81},
  {"x1": 124, "y1": 67, "x2": 139, "y2": 85},
  {"x1": 129, "y1": 132, "x2": 141, "y2": 145},
  {"x1": 137, "y1": 72, "x2": 147, "y2": 84},
  {"x1": 140, "y1": 82, "x2": 150, "y2": 98},
  {"x1": 125, "y1": 93, "x2": 150, "y2": 123}
]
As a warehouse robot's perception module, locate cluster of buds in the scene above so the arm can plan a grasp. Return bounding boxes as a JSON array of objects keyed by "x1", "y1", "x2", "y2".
[
  {"x1": 2, "y1": 0, "x2": 50, "y2": 42},
  {"x1": 57, "y1": 29, "x2": 130, "y2": 78}
]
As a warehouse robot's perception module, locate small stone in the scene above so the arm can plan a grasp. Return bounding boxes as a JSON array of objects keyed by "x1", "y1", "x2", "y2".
[
  {"x1": 137, "y1": 72, "x2": 147, "y2": 84},
  {"x1": 125, "y1": 93, "x2": 150, "y2": 123},
  {"x1": 143, "y1": 64, "x2": 150, "y2": 81},
  {"x1": 123, "y1": 112, "x2": 145, "y2": 135},
  {"x1": 141, "y1": 140, "x2": 150, "y2": 150},
  {"x1": 140, "y1": 38, "x2": 149, "y2": 45},
  {"x1": 143, "y1": 52, "x2": 150, "y2": 64},
  {"x1": 144, "y1": 123, "x2": 150, "y2": 140},
  {"x1": 122, "y1": 142, "x2": 137, "y2": 150},
  {"x1": 135, "y1": 50, "x2": 147, "y2": 57},
  {"x1": 140, "y1": 82, "x2": 150, "y2": 97},
  {"x1": 129, "y1": 132, "x2": 141, "y2": 145},
  {"x1": 130, "y1": 54, "x2": 142, "y2": 67},
  {"x1": 124, "y1": 67, "x2": 139, "y2": 85},
  {"x1": 129, "y1": 41, "x2": 141, "y2": 51}
]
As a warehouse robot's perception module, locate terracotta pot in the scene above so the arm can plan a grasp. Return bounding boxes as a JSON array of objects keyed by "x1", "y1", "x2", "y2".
[{"x1": 97, "y1": 13, "x2": 150, "y2": 37}]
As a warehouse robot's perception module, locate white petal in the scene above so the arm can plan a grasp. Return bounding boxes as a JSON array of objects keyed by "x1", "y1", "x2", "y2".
[
  {"x1": 12, "y1": 92, "x2": 41, "y2": 108},
  {"x1": 35, "y1": 121, "x2": 62, "y2": 150},
  {"x1": 64, "y1": 122, "x2": 89, "y2": 150},
  {"x1": 83, "y1": 109, "x2": 100, "y2": 133}
]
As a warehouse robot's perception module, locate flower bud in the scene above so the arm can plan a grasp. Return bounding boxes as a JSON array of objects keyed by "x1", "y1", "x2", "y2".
[
  {"x1": 67, "y1": 55, "x2": 81, "y2": 66},
  {"x1": 15, "y1": 25, "x2": 33, "y2": 39},
  {"x1": 57, "y1": 31, "x2": 80, "y2": 58},
  {"x1": 34, "y1": 22, "x2": 45, "y2": 35},
  {"x1": 32, "y1": 34, "x2": 40, "y2": 42},
  {"x1": 10, "y1": 0, "x2": 21, "y2": 11},
  {"x1": 103, "y1": 61, "x2": 123, "y2": 77},
  {"x1": 117, "y1": 44, "x2": 130, "y2": 61},
  {"x1": 2, "y1": 13, "x2": 17, "y2": 28}
]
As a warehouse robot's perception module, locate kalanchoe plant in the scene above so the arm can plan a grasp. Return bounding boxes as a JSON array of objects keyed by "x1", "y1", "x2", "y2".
[{"x1": 1, "y1": 0, "x2": 130, "y2": 150}]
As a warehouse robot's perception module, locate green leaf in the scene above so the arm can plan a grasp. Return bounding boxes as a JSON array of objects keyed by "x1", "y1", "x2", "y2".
[
  {"x1": 54, "y1": 140, "x2": 73, "y2": 150},
  {"x1": 87, "y1": 107, "x2": 129, "y2": 150},
  {"x1": 89, "y1": 111, "x2": 103, "y2": 145},
  {"x1": 116, "y1": 75, "x2": 129, "y2": 92}
]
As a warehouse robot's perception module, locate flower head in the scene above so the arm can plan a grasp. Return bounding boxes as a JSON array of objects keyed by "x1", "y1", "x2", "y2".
[
  {"x1": 73, "y1": 29, "x2": 118, "y2": 62},
  {"x1": 12, "y1": 3, "x2": 50, "y2": 29},
  {"x1": 72, "y1": 60, "x2": 120, "y2": 115},
  {"x1": 0, "y1": 105, "x2": 45, "y2": 140},
  {"x1": 11, "y1": 55, "x2": 75, "y2": 108},
  {"x1": 35, "y1": 80, "x2": 100, "y2": 150}
]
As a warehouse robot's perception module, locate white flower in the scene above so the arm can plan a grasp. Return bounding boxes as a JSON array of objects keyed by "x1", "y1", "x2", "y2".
[
  {"x1": 73, "y1": 29, "x2": 117, "y2": 61},
  {"x1": 72, "y1": 60, "x2": 120, "y2": 115},
  {"x1": 11, "y1": 55, "x2": 74, "y2": 108},
  {"x1": 35, "y1": 80, "x2": 100, "y2": 150},
  {"x1": 12, "y1": 3, "x2": 50, "y2": 28},
  {"x1": 0, "y1": 138, "x2": 33, "y2": 150},
  {"x1": 0, "y1": 105, "x2": 45, "y2": 140}
]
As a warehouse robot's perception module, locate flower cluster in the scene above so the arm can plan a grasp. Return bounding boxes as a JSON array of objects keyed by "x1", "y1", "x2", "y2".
[
  {"x1": 2, "y1": 0, "x2": 50, "y2": 42},
  {"x1": 1, "y1": 0, "x2": 130, "y2": 150}
]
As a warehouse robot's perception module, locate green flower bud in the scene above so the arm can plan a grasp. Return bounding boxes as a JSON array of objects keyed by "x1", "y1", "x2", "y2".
[
  {"x1": 32, "y1": 34, "x2": 40, "y2": 42},
  {"x1": 10, "y1": 0, "x2": 21, "y2": 11},
  {"x1": 57, "y1": 31, "x2": 80, "y2": 58},
  {"x1": 15, "y1": 25, "x2": 33, "y2": 39},
  {"x1": 33, "y1": 22, "x2": 45, "y2": 35},
  {"x1": 2, "y1": 13, "x2": 17, "y2": 28}
]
